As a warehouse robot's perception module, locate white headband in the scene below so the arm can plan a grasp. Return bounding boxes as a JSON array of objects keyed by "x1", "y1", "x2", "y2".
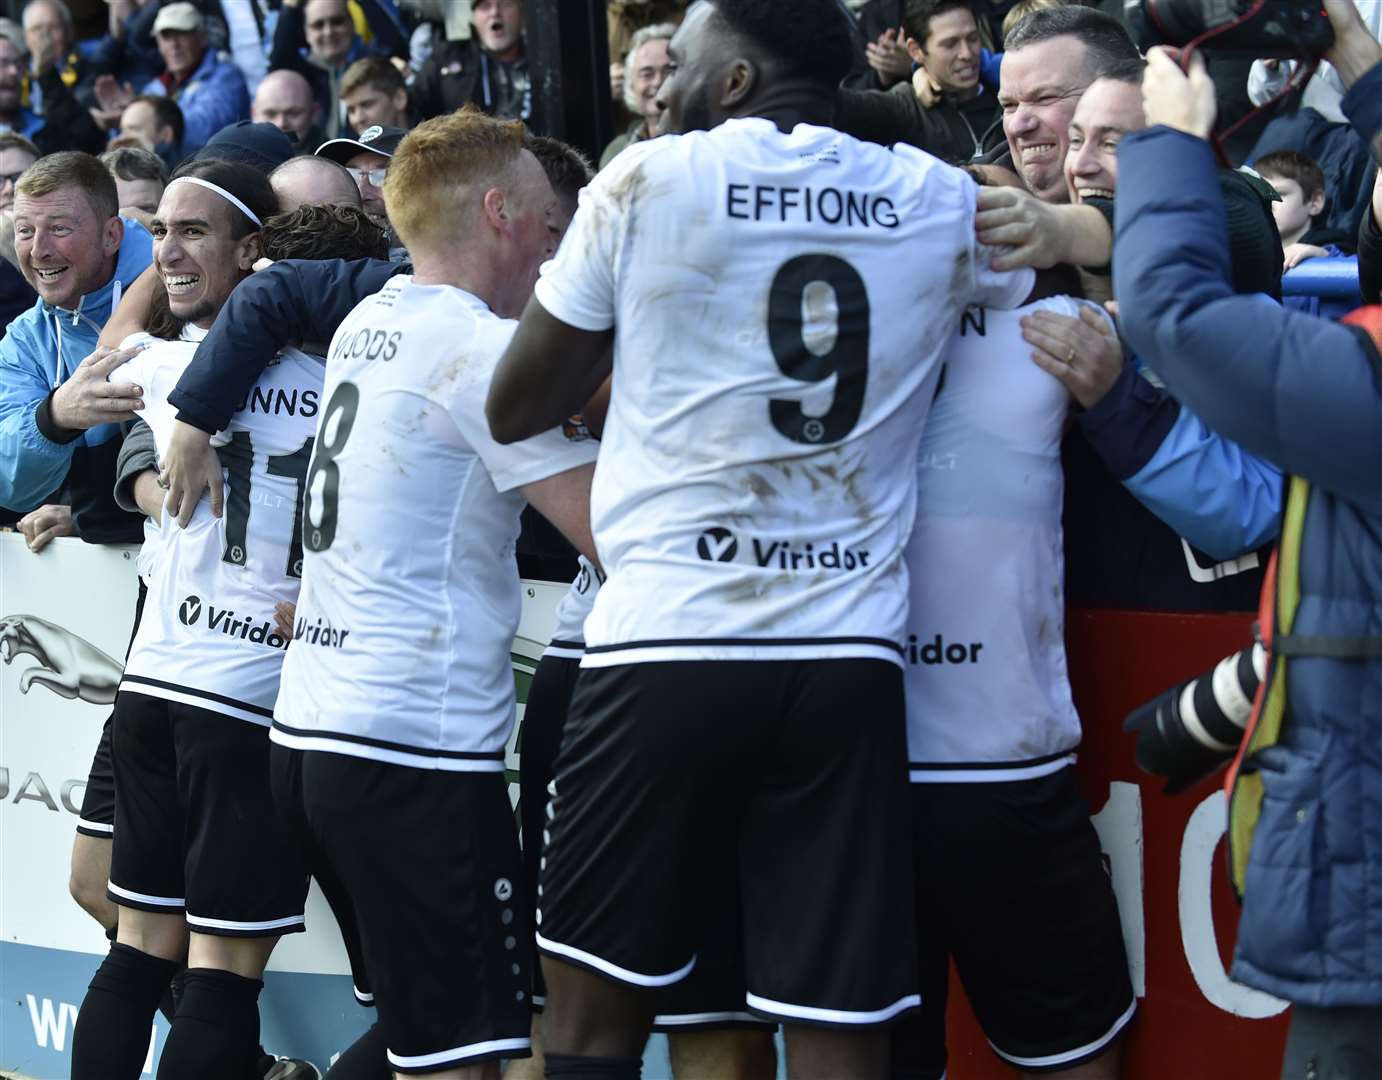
[{"x1": 166, "y1": 176, "x2": 263, "y2": 228}]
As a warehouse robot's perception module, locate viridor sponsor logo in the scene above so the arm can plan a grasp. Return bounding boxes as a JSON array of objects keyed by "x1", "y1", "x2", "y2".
[
  {"x1": 696, "y1": 527, "x2": 738, "y2": 562},
  {"x1": 179, "y1": 595, "x2": 202, "y2": 625},
  {"x1": 177, "y1": 594, "x2": 288, "y2": 649},
  {"x1": 694, "y1": 528, "x2": 871, "y2": 570},
  {"x1": 294, "y1": 615, "x2": 351, "y2": 649},
  {"x1": 903, "y1": 633, "x2": 983, "y2": 665}
]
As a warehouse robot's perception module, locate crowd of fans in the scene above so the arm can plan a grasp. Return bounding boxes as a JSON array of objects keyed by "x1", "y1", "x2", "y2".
[{"x1": 0, "y1": 1, "x2": 1380, "y2": 1079}]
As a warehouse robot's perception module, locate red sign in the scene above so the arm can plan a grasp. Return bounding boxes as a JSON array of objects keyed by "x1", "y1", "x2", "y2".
[{"x1": 944, "y1": 609, "x2": 1290, "y2": 1077}]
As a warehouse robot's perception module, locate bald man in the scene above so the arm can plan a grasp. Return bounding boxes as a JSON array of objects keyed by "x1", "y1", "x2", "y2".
[
  {"x1": 251, "y1": 69, "x2": 322, "y2": 151},
  {"x1": 268, "y1": 155, "x2": 361, "y2": 211}
]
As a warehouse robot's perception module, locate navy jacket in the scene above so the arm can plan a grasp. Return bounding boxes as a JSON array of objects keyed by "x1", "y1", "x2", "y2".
[
  {"x1": 169, "y1": 258, "x2": 400, "y2": 433},
  {"x1": 1115, "y1": 62, "x2": 1382, "y2": 1006}
]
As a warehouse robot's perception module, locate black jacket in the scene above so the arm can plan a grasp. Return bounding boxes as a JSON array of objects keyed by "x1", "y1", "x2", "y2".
[
  {"x1": 836, "y1": 82, "x2": 1003, "y2": 165},
  {"x1": 1361, "y1": 198, "x2": 1381, "y2": 305},
  {"x1": 411, "y1": 38, "x2": 532, "y2": 126}
]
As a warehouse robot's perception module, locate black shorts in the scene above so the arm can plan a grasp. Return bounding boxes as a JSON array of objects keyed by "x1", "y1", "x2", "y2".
[
  {"x1": 890, "y1": 768, "x2": 1136, "y2": 1078},
  {"x1": 312, "y1": 849, "x2": 376, "y2": 1009},
  {"x1": 77, "y1": 580, "x2": 148, "y2": 838},
  {"x1": 538, "y1": 659, "x2": 918, "y2": 1028},
  {"x1": 77, "y1": 717, "x2": 116, "y2": 838},
  {"x1": 108, "y1": 693, "x2": 309, "y2": 936},
  {"x1": 520, "y1": 653, "x2": 773, "y2": 1033},
  {"x1": 271, "y1": 746, "x2": 532, "y2": 1073}
]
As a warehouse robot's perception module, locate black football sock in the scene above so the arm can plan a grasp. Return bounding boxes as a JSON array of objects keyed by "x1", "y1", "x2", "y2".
[
  {"x1": 156, "y1": 967, "x2": 264, "y2": 1080},
  {"x1": 544, "y1": 1052, "x2": 643, "y2": 1079},
  {"x1": 71, "y1": 942, "x2": 180, "y2": 1080}
]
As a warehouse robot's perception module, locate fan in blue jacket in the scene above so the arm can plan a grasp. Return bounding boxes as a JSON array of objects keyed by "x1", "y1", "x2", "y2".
[
  {"x1": 1115, "y1": 21, "x2": 1382, "y2": 1073},
  {"x1": 0, "y1": 169, "x2": 153, "y2": 541}
]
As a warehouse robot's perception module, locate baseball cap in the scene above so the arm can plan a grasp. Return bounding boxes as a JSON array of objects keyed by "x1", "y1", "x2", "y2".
[
  {"x1": 196, "y1": 120, "x2": 296, "y2": 174},
  {"x1": 153, "y1": 2, "x2": 205, "y2": 35},
  {"x1": 315, "y1": 125, "x2": 406, "y2": 164}
]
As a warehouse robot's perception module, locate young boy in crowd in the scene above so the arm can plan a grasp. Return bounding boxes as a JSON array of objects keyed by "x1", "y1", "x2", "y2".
[{"x1": 1254, "y1": 149, "x2": 1353, "y2": 268}]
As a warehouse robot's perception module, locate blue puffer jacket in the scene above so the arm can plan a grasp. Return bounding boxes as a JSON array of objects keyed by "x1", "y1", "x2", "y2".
[
  {"x1": 1115, "y1": 64, "x2": 1382, "y2": 1007},
  {"x1": 142, "y1": 47, "x2": 249, "y2": 153},
  {"x1": 0, "y1": 220, "x2": 153, "y2": 524}
]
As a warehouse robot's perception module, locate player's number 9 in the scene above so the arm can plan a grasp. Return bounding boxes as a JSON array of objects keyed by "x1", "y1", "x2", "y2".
[
  {"x1": 304, "y1": 381, "x2": 361, "y2": 553},
  {"x1": 767, "y1": 255, "x2": 870, "y2": 445}
]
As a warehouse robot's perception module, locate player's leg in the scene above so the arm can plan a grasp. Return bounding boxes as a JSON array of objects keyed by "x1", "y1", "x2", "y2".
[
  {"x1": 655, "y1": 836, "x2": 778, "y2": 1079},
  {"x1": 537, "y1": 662, "x2": 746, "y2": 1073},
  {"x1": 540, "y1": 959, "x2": 654, "y2": 1061},
  {"x1": 72, "y1": 719, "x2": 119, "y2": 928},
  {"x1": 71, "y1": 582, "x2": 150, "y2": 928},
  {"x1": 71, "y1": 694, "x2": 188, "y2": 1080},
  {"x1": 156, "y1": 704, "x2": 311, "y2": 1080},
  {"x1": 740, "y1": 660, "x2": 918, "y2": 1076},
  {"x1": 510, "y1": 652, "x2": 585, "y2": 1080},
  {"x1": 294, "y1": 749, "x2": 532, "y2": 1077},
  {"x1": 667, "y1": 1030, "x2": 777, "y2": 1079},
  {"x1": 70, "y1": 835, "x2": 117, "y2": 928},
  {"x1": 307, "y1": 840, "x2": 390, "y2": 1080},
  {"x1": 919, "y1": 770, "x2": 1134, "y2": 1080}
]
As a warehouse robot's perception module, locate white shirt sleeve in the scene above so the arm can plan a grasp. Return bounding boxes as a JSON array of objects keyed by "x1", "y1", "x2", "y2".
[
  {"x1": 446, "y1": 325, "x2": 599, "y2": 493},
  {"x1": 108, "y1": 334, "x2": 157, "y2": 388},
  {"x1": 959, "y1": 181, "x2": 1035, "y2": 311}
]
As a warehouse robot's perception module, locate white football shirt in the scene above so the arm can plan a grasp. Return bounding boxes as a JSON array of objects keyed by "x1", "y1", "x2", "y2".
[
  {"x1": 535, "y1": 118, "x2": 1033, "y2": 667},
  {"x1": 113, "y1": 330, "x2": 325, "y2": 724},
  {"x1": 271, "y1": 278, "x2": 599, "y2": 769},
  {"x1": 545, "y1": 555, "x2": 603, "y2": 659},
  {"x1": 903, "y1": 298, "x2": 1089, "y2": 782}
]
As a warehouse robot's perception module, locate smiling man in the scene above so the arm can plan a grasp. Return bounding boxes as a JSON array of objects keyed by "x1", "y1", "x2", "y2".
[
  {"x1": 1, "y1": 152, "x2": 153, "y2": 518},
  {"x1": 1063, "y1": 66, "x2": 1146, "y2": 205},
  {"x1": 997, "y1": 6, "x2": 1139, "y2": 204},
  {"x1": 65, "y1": 161, "x2": 342, "y2": 1080},
  {"x1": 837, "y1": 0, "x2": 1004, "y2": 163}
]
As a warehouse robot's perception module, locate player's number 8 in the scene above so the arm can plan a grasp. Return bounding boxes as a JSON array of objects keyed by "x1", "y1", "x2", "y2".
[
  {"x1": 767, "y1": 254, "x2": 869, "y2": 445},
  {"x1": 304, "y1": 380, "x2": 360, "y2": 553}
]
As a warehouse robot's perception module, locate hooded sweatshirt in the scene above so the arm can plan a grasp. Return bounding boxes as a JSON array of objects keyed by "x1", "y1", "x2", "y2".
[{"x1": 0, "y1": 218, "x2": 153, "y2": 540}]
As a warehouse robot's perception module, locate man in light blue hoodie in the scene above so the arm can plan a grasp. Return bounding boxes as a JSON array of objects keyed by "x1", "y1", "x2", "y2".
[
  {"x1": 2, "y1": 150, "x2": 152, "y2": 541},
  {"x1": 1, "y1": 149, "x2": 152, "y2": 945}
]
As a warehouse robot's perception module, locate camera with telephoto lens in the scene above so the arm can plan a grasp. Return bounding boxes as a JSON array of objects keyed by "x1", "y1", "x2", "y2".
[
  {"x1": 1125, "y1": 0, "x2": 1335, "y2": 57},
  {"x1": 1124, "y1": 643, "x2": 1266, "y2": 794}
]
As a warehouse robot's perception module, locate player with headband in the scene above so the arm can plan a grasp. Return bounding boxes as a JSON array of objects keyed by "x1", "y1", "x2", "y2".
[{"x1": 67, "y1": 159, "x2": 322, "y2": 1080}]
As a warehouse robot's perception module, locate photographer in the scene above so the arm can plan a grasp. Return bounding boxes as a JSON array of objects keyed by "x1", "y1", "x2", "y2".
[{"x1": 1114, "y1": 2, "x2": 1382, "y2": 1074}]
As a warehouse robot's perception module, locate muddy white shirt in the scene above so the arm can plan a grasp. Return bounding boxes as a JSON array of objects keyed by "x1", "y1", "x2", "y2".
[
  {"x1": 113, "y1": 328, "x2": 323, "y2": 724},
  {"x1": 903, "y1": 298, "x2": 1088, "y2": 781},
  {"x1": 534, "y1": 117, "x2": 1033, "y2": 668},
  {"x1": 272, "y1": 278, "x2": 598, "y2": 769}
]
